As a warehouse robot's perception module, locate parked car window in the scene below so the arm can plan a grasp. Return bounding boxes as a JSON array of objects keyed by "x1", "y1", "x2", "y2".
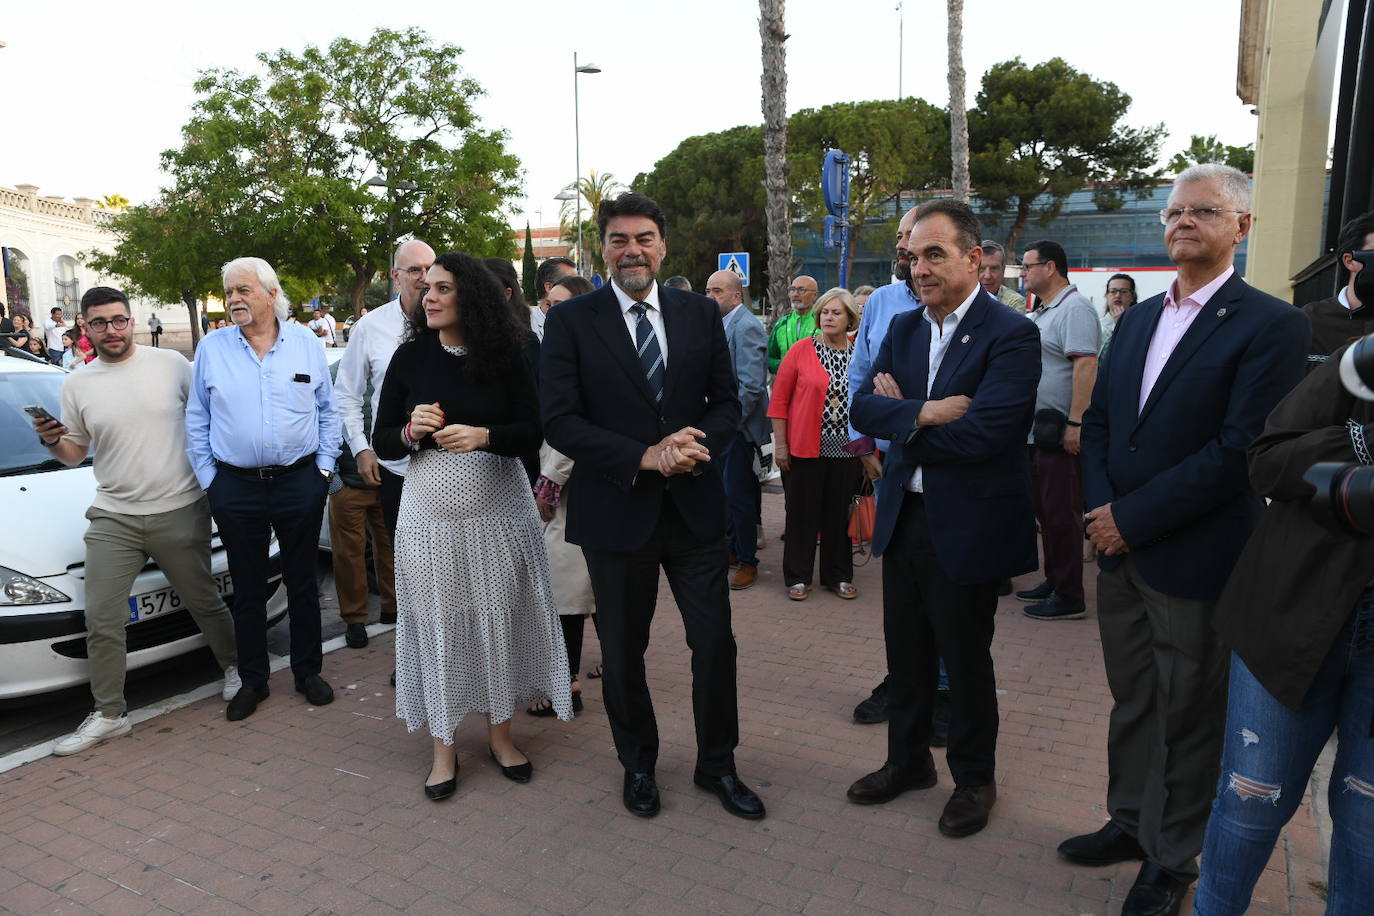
[{"x1": 0, "y1": 368, "x2": 91, "y2": 475}]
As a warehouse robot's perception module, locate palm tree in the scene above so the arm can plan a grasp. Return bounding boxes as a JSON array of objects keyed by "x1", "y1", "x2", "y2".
[
  {"x1": 98, "y1": 193, "x2": 131, "y2": 211},
  {"x1": 947, "y1": 0, "x2": 970, "y2": 202},
  {"x1": 759, "y1": 0, "x2": 792, "y2": 324},
  {"x1": 559, "y1": 170, "x2": 624, "y2": 275}
]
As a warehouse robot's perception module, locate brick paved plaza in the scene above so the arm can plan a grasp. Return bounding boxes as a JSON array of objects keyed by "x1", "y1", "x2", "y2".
[{"x1": 0, "y1": 492, "x2": 1330, "y2": 915}]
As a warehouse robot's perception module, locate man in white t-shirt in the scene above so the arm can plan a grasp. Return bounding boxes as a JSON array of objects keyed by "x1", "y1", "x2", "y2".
[
  {"x1": 44, "y1": 306, "x2": 68, "y2": 363},
  {"x1": 31, "y1": 286, "x2": 240, "y2": 756},
  {"x1": 308, "y1": 307, "x2": 333, "y2": 347}
]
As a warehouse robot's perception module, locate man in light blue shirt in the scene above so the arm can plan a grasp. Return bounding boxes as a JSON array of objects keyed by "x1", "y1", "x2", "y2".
[{"x1": 187, "y1": 256, "x2": 341, "y2": 721}]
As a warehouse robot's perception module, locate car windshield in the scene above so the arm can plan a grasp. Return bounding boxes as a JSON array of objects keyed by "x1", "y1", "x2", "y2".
[{"x1": 0, "y1": 366, "x2": 91, "y2": 475}]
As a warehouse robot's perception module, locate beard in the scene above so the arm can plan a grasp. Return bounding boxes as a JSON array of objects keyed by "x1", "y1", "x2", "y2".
[
  {"x1": 92, "y1": 336, "x2": 129, "y2": 359},
  {"x1": 613, "y1": 257, "x2": 657, "y2": 293},
  {"x1": 894, "y1": 255, "x2": 911, "y2": 281}
]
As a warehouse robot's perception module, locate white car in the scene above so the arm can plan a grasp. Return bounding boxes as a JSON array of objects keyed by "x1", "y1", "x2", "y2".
[{"x1": 0, "y1": 356, "x2": 288, "y2": 699}]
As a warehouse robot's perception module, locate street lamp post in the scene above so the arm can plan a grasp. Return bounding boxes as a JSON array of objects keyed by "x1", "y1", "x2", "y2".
[
  {"x1": 572, "y1": 53, "x2": 601, "y2": 276},
  {"x1": 363, "y1": 174, "x2": 419, "y2": 299}
]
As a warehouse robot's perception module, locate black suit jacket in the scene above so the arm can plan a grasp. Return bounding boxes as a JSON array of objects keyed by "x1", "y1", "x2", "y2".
[
  {"x1": 1081, "y1": 271, "x2": 1310, "y2": 600},
  {"x1": 850, "y1": 289, "x2": 1041, "y2": 584},
  {"x1": 540, "y1": 283, "x2": 741, "y2": 551}
]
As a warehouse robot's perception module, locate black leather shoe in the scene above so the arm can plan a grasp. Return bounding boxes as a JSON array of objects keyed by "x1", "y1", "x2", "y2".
[
  {"x1": 931, "y1": 690, "x2": 951, "y2": 748},
  {"x1": 853, "y1": 678, "x2": 890, "y2": 724},
  {"x1": 1058, "y1": 820, "x2": 1146, "y2": 866},
  {"x1": 294, "y1": 674, "x2": 334, "y2": 706},
  {"x1": 380, "y1": 612, "x2": 397, "y2": 625},
  {"x1": 1122, "y1": 861, "x2": 1190, "y2": 916},
  {"x1": 1025, "y1": 592, "x2": 1087, "y2": 621},
  {"x1": 424, "y1": 767, "x2": 458, "y2": 801},
  {"x1": 226, "y1": 685, "x2": 269, "y2": 721},
  {"x1": 1015, "y1": 579, "x2": 1054, "y2": 602},
  {"x1": 490, "y1": 748, "x2": 532, "y2": 783},
  {"x1": 846, "y1": 758, "x2": 938, "y2": 805},
  {"x1": 623, "y1": 771, "x2": 660, "y2": 817},
  {"x1": 345, "y1": 623, "x2": 369, "y2": 648},
  {"x1": 693, "y1": 770, "x2": 766, "y2": 820},
  {"x1": 938, "y1": 784, "x2": 996, "y2": 838}
]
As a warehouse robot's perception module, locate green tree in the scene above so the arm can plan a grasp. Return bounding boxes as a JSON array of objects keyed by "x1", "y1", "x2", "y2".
[
  {"x1": 969, "y1": 57, "x2": 1165, "y2": 253},
  {"x1": 149, "y1": 27, "x2": 519, "y2": 311},
  {"x1": 635, "y1": 125, "x2": 768, "y2": 291},
  {"x1": 1168, "y1": 134, "x2": 1255, "y2": 174},
  {"x1": 521, "y1": 223, "x2": 538, "y2": 302},
  {"x1": 788, "y1": 99, "x2": 950, "y2": 280}
]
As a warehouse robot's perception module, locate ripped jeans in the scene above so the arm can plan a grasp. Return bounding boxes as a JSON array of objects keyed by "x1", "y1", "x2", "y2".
[{"x1": 1195, "y1": 592, "x2": 1374, "y2": 915}]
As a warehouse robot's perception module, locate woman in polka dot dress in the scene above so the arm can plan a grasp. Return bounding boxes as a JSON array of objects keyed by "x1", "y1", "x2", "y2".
[{"x1": 374, "y1": 252, "x2": 573, "y2": 801}]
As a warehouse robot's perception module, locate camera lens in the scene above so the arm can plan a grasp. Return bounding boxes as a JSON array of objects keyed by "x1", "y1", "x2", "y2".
[{"x1": 1304, "y1": 461, "x2": 1374, "y2": 535}]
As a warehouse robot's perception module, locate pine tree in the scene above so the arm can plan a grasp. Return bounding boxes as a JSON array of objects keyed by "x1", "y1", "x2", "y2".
[{"x1": 521, "y1": 223, "x2": 538, "y2": 303}]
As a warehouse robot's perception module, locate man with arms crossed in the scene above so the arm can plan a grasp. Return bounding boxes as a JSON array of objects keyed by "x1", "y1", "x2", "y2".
[{"x1": 33, "y1": 287, "x2": 239, "y2": 755}]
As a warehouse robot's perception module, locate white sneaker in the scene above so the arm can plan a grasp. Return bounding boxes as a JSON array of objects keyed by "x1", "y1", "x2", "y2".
[
  {"x1": 53, "y1": 712, "x2": 131, "y2": 756},
  {"x1": 222, "y1": 665, "x2": 242, "y2": 701}
]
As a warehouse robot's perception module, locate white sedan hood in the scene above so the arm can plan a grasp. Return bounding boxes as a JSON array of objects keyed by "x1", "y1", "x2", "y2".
[{"x1": 0, "y1": 466, "x2": 96, "y2": 577}]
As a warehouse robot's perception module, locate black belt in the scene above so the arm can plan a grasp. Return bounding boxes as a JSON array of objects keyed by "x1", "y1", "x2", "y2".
[{"x1": 215, "y1": 454, "x2": 314, "y2": 479}]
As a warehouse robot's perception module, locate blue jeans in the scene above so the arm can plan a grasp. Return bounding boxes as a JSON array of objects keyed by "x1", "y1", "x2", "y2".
[
  {"x1": 722, "y1": 432, "x2": 761, "y2": 566},
  {"x1": 1195, "y1": 593, "x2": 1374, "y2": 915}
]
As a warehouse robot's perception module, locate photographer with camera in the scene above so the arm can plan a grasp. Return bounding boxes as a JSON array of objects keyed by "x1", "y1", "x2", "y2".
[
  {"x1": 1300, "y1": 212, "x2": 1374, "y2": 370},
  {"x1": 1194, "y1": 321, "x2": 1374, "y2": 913}
]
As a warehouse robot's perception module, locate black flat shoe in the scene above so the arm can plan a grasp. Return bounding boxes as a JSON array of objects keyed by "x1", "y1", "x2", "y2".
[
  {"x1": 226, "y1": 685, "x2": 269, "y2": 721},
  {"x1": 424, "y1": 772, "x2": 458, "y2": 801},
  {"x1": 344, "y1": 623, "x2": 368, "y2": 648},
  {"x1": 490, "y1": 748, "x2": 532, "y2": 783},
  {"x1": 623, "y1": 770, "x2": 660, "y2": 817},
  {"x1": 294, "y1": 674, "x2": 334, "y2": 706},
  {"x1": 693, "y1": 770, "x2": 766, "y2": 820}
]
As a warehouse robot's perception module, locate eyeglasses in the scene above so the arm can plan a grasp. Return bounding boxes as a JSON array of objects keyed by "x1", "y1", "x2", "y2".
[
  {"x1": 1106, "y1": 287, "x2": 1133, "y2": 296},
  {"x1": 1020, "y1": 260, "x2": 1046, "y2": 270},
  {"x1": 398, "y1": 266, "x2": 429, "y2": 278},
  {"x1": 1158, "y1": 207, "x2": 1246, "y2": 225},
  {"x1": 787, "y1": 286, "x2": 816, "y2": 294},
  {"x1": 86, "y1": 316, "x2": 131, "y2": 332}
]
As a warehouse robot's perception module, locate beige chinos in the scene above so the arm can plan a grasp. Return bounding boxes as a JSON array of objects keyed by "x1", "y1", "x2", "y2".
[{"x1": 83, "y1": 496, "x2": 236, "y2": 716}]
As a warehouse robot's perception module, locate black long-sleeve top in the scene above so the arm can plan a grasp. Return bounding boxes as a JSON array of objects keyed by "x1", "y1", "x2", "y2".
[{"x1": 373, "y1": 335, "x2": 541, "y2": 462}]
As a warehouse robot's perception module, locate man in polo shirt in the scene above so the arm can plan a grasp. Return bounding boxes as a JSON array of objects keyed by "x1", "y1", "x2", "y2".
[
  {"x1": 1016, "y1": 240, "x2": 1099, "y2": 620},
  {"x1": 767, "y1": 275, "x2": 819, "y2": 374}
]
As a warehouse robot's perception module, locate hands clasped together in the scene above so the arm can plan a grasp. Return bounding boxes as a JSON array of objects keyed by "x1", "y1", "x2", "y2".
[
  {"x1": 641, "y1": 427, "x2": 710, "y2": 477},
  {"x1": 408, "y1": 402, "x2": 491, "y2": 454}
]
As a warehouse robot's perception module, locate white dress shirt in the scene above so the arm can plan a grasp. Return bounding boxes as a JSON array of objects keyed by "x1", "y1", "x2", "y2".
[
  {"x1": 908, "y1": 285, "x2": 980, "y2": 492},
  {"x1": 610, "y1": 280, "x2": 668, "y2": 367},
  {"x1": 334, "y1": 298, "x2": 410, "y2": 476}
]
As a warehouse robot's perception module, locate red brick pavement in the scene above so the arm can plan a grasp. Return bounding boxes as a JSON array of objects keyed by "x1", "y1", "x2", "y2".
[{"x1": 0, "y1": 491, "x2": 1330, "y2": 914}]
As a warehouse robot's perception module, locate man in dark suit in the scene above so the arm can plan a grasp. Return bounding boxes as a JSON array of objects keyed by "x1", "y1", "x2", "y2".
[
  {"x1": 541, "y1": 192, "x2": 762, "y2": 820},
  {"x1": 1065, "y1": 164, "x2": 1310, "y2": 916},
  {"x1": 704, "y1": 268, "x2": 770, "y2": 590},
  {"x1": 846, "y1": 199, "x2": 1041, "y2": 839}
]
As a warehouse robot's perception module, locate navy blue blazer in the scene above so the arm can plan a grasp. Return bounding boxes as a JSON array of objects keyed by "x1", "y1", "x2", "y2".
[
  {"x1": 540, "y1": 283, "x2": 741, "y2": 551},
  {"x1": 851, "y1": 289, "x2": 1041, "y2": 584},
  {"x1": 1081, "y1": 271, "x2": 1310, "y2": 600}
]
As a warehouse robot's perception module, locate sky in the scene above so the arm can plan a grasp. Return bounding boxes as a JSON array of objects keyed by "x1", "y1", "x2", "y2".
[{"x1": 1, "y1": 0, "x2": 1260, "y2": 228}]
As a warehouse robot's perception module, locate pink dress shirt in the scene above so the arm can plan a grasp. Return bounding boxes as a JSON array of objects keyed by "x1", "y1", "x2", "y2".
[{"x1": 1137, "y1": 266, "x2": 1235, "y2": 414}]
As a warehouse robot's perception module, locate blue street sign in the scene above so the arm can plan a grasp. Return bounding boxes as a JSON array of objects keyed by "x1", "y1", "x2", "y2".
[
  {"x1": 822, "y1": 149, "x2": 850, "y2": 218},
  {"x1": 718, "y1": 252, "x2": 750, "y2": 287},
  {"x1": 590, "y1": 273, "x2": 605, "y2": 289}
]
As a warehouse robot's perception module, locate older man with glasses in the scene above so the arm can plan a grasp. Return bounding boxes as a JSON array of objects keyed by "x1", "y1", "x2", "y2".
[{"x1": 767, "y1": 275, "x2": 819, "y2": 374}]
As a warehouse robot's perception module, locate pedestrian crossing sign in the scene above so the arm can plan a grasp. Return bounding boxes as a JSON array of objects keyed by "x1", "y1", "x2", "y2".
[{"x1": 718, "y1": 252, "x2": 750, "y2": 287}]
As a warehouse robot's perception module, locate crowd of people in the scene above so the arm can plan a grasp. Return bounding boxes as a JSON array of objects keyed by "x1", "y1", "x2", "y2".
[{"x1": 21, "y1": 169, "x2": 1374, "y2": 915}]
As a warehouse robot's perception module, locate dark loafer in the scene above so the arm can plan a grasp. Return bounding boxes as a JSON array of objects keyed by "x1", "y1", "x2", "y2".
[
  {"x1": 490, "y1": 748, "x2": 532, "y2": 783},
  {"x1": 623, "y1": 771, "x2": 660, "y2": 817},
  {"x1": 937, "y1": 784, "x2": 996, "y2": 837},
  {"x1": 846, "y1": 758, "x2": 938, "y2": 805},
  {"x1": 693, "y1": 770, "x2": 766, "y2": 820},
  {"x1": 1122, "y1": 861, "x2": 1190, "y2": 916},
  {"x1": 294, "y1": 674, "x2": 335, "y2": 706},
  {"x1": 1058, "y1": 820, "x2": 1146, "y2": 866},
  {"x1": 226, "y1": 684, "x2": 269, "y2": 721},
  {"x1": 424, "y1": 767, "x2": 458, "y2": 801},
  {"x1": 344, "y1": 623, "x2": 369, "y2": 648}
]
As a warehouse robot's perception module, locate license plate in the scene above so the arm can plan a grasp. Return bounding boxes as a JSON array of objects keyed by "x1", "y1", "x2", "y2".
[{"x1": 127, "y1": 571, "x2": 233, "y2": 623}]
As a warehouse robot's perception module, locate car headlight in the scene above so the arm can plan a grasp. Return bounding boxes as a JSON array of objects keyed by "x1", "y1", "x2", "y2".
[{"x1": 0, "y1": 567, "x2": 71, "y2": 605}]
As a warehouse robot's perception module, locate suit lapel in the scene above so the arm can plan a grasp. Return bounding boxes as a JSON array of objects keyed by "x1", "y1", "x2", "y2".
[
  {"x1": 590, "y1": 286, "x2": 658, "y2": 408},
  {"x1": 928, "y1": 292, "x2": 991, "y2": 399},
  {"x1": 1135, "y1": 275, "x2": 1244, "y2": 428}
]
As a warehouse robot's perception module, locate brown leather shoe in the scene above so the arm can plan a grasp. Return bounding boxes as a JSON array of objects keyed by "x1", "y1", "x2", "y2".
[
  {"x1": 730, "y1": 563, "x2": 758, "y2": 590},
  {"x1": 938, "y1": 784, "x2": 996, "y2": 837},
  {"x1": 846, "y1": 759, "x2": 938, "y2": 805}
]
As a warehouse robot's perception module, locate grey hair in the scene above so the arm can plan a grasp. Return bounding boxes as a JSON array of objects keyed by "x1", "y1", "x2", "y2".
[
  {"x1": 980, "y1": 239, "x2": 1006, "y2": 258},
  {"x1": 1174, "y1": 163, "x2": 1252, "y2": 212},
  {"x1": 222, "y1": 257, "x2": 290, "y2": 321}
]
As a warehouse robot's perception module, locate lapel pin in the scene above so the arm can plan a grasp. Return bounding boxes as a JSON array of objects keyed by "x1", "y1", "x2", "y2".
[
  {"x1": 961, "y1": 334, "x2": 971, "y2": 344},
  {"x1": 1216, "y1": 308, "x2": 1227, "y2": 317}
]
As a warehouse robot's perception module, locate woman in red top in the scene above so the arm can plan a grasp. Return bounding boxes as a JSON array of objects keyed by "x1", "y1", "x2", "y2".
[{"x1": 768, "y1": 289, "x2": 880, "y2": 601}]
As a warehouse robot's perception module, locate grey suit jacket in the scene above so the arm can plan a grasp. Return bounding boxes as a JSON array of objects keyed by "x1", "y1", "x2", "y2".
[{"x1": 725, "y1": 305, "x2": 770, "y2": 445}]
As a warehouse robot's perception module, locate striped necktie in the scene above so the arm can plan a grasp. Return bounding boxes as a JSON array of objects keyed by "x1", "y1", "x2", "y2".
[{"x1": 630, "y1": 303, "x2": 665, "y2": 403}]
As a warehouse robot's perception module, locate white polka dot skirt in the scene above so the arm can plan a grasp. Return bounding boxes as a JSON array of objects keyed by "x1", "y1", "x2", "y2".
[{"x1": 393, "y1": 449, "x2": 574, "y2": 742}]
